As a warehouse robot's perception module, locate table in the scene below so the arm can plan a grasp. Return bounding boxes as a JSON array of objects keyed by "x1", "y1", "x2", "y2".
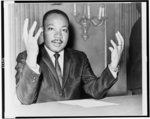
[{"x1": 6, "y1": 95, "x2": 142, "y2": 117}]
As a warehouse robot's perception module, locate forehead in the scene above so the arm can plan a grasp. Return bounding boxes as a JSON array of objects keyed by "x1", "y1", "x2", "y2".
[{"x1": 44, "y1": 13, "x2": 69, "y2": 26}]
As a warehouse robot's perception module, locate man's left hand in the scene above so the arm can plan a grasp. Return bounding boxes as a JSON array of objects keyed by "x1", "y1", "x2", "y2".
[{"x1": 109, "y1": 31, "x2": 124, "y2": 69}]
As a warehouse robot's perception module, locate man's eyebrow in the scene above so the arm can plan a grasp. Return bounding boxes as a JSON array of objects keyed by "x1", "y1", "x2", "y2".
[
  {"x1": 45, "y1": 24, "x2": 68, "y2": 28},
  {"x1": 45, "y1": 24, "x2": 53, "y2": 27},
  {"x1": 62, "y1": 25, "x2": 68, "y2": 28}
]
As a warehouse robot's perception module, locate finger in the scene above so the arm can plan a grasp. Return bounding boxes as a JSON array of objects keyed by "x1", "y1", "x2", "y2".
[
  {"x1": 23, "y1": 18, "x2": 29, "y2": 44},
  {"x1": 23, "y1": 18, "x2": 29, "y2": 34},
  {"x1": 35, "y1": 27, "x2": 43, "y2": 40},
  {"x1": 110, "y1": 40, "x2": 117, "y2": 49},
  {"x1": 117, "y1": 31, "x2": 124, "y2": 49},
  {"x1": 117, "y1": 31, "x2": 124, "y2": 46},
  {"x1": 29, "y1": 21, "x2": 37, "y2": 36},
  {"x1": 108, "y1": 47, "x2": 113, "y2": 53},
  {"x1": 115, "y1": 31, "x2": 122, "y2": 46}
]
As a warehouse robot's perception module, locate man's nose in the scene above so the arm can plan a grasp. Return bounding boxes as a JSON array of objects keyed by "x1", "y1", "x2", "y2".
[{"x1": 54, "y1": 31, "x2": 63, "y2": 38}]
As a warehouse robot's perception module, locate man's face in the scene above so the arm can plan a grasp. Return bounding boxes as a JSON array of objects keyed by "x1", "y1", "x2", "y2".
[{"x1": 43, "y1": 13, "x2": 69, "y2": 53}]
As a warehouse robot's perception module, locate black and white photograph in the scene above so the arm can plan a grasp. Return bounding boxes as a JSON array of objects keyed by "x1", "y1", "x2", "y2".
[{"x1": 2, "y1": 0, "x2": 149, "y2": 118}]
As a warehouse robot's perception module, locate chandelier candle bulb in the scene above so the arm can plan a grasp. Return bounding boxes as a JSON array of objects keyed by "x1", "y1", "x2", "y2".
[
  {"x1": 84, "y1": 4, "x2": 87, "y2": 16},
  {"x1": 74, "y1": 3, "x2": 76, "y2": 16},
  {"x1": 99, "y1": 7, "x2": 102, "y2": 19},
  {"x1": 102, "y1": 7, "x2": 105, "y2": 17},
  {"x1": 87, "y1": 4, "x2": 90, "y2": 19}
]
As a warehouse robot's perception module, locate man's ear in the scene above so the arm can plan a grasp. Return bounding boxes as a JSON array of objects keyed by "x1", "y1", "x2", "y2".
[{"x1": 38, "y1": 30, "x2": 44, "y2": 45}]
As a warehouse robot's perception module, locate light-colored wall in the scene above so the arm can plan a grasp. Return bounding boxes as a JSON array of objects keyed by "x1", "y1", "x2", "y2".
[{"x1": 5, "y1": 2, "x2": 140, "y2": 104}]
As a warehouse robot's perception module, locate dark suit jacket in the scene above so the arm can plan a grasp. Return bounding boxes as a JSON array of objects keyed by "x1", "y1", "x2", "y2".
[
  {"x1": 127, "y1": 17, "x2": 142, "y2": 91},
  {"x1": 15, "y1": 44, "x2": 117, "y2": 104}
]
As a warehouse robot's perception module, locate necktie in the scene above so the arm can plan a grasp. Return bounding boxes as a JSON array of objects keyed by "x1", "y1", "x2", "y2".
[{"x1": 54, "y1": 53, "x2": 62, "y2": 87}]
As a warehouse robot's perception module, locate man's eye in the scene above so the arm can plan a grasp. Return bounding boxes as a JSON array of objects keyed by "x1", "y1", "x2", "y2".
[
  {"x1": 62, "y1": 29, "x2": 68, "y2": 33},
  {"x1": 48, "y1": 27, "x2": 54, "y2": 31}
]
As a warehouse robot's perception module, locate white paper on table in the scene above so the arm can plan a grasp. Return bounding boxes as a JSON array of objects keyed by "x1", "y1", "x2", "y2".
[{"x1": 57, "y1": 99, "x2": 118, "y2": 108}]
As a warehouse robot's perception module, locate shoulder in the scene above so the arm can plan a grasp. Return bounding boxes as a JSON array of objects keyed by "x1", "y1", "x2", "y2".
[
  {"x1": 65, "y1": 48, "x2": 88, "y2": 64},
  {"x1": 65, "y1": 48, "x2": 87, "y2": 58}
]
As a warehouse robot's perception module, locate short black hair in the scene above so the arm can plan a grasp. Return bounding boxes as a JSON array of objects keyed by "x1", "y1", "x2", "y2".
[{"x1": 42, "y1": 9, "x2": 70, "y2": 27}]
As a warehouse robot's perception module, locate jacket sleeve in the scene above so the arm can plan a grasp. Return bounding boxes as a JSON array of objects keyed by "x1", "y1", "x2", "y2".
[
  {"x1": 81, "y1": 52, "x2": 118, "y2": 99},
  {"x1": 15, "y1": 52, "x2": 41, "y2": 105}
]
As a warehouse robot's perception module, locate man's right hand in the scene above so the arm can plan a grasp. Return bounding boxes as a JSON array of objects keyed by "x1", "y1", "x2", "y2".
[{"x1": 23, "y1": 18, "x2": 43, "y2": 68}]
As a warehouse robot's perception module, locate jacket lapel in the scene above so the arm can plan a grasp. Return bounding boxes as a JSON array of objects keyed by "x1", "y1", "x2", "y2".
[
  {"x1": 40, "y1": 45, "x2": 60, "y2": 84},
  {"x1": 62, "y1": 49, "x2": 71, "y2": 88},
  {"x1": 39, "y1": 45, "x2": 71, "y2": 88}
]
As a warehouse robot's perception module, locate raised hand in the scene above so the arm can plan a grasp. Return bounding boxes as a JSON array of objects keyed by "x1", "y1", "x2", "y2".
[
  {"x1": 23, "y1": 18, "x2": 43, "y2": 67},
  {"x1": 109, "y1": 31, "x2": 124, "y2": 69}
]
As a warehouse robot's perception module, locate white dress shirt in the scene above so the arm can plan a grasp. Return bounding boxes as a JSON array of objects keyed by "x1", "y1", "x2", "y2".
[{"x1": 44, "y1": 45, "x2": 64, "y2": 76}]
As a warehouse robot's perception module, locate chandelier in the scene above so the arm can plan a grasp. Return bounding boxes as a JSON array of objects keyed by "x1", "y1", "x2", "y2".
[{"x1": 73, "y1": 3, "x2": 107, "y2": 40}]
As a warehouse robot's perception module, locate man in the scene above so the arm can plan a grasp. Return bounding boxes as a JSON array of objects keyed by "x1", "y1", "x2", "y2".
[
  {"x1": 15, "y1": 9, "x2": 124, "y2": 104},
  {"x1": 127, "y1": 3, "x2": 142, "y2": 94}
]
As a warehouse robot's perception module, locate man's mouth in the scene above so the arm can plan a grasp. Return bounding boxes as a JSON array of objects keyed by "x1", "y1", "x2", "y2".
[{"x1": 51, "y1": 39, "x2": 63, "y2": 47}]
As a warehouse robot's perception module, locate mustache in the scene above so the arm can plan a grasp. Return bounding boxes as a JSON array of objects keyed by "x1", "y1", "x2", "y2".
[{"x1": 51, "y1": 39, "x2": 63, "y2": 44}]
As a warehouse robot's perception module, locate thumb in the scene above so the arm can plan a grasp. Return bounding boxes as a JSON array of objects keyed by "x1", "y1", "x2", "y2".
[{"x1": 109, "y1": 47, "x2": 113, "y2": 53}]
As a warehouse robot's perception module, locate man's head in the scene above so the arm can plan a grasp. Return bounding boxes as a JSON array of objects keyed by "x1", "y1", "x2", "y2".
[{"x1": 43, "y1": 9, "x2": 69, "y2": 53}]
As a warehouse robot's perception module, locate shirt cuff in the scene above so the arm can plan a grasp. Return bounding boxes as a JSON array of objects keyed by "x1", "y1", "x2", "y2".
[
  {"x1": 108, "y1": 65, "x2": 118, "y2": 78},
  {"x1": 26, "y1": 60, "x2": 40, "y2": 74}
]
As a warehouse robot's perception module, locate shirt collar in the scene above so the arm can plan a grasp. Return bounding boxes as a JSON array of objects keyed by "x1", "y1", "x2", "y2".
[{"x1": 44, "y1": 45, "x2": 64, "y2": 59}]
